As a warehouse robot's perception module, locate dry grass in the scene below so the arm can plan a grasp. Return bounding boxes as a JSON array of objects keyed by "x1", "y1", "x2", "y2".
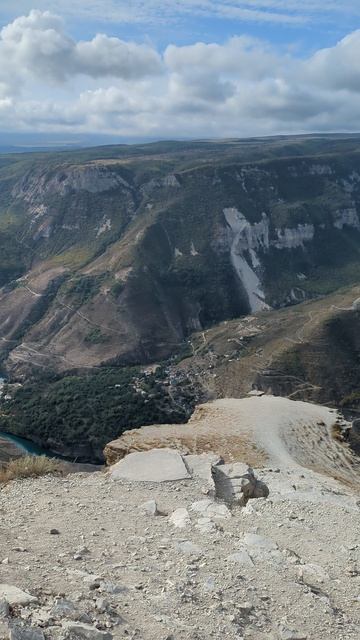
[{"x1": 0, "y1": 455, "x2": 62, "y2": 484}]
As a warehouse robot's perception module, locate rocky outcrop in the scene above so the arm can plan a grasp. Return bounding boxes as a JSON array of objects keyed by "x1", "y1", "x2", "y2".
[
  {"x1": 212, "y1": 463, "x2": 269, "y2": 505},
  {"x1": 104, "y1": 396, "x2": 359, "y2": 488}
]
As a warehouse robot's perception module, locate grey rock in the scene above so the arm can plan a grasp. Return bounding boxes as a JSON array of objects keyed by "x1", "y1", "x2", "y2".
[
  {"x1": 212, "y1": 463, "x2": 269, "y2": 504},
  {"x1": 50, "y1": 599, "x2": 81, "y2": 621},
  {"x1": 169, "y1": 508, "x2": 191, "y2": 528},
  {"x1": 138, "y1": 499, "x2": 159, "y2": 516},
  {"x1": 9, "y1": 626, "x2": 45, "y2": 640},
  {"x1": 99, "y1": 582, "x2": 127, "y2": 595},
  {"x1": 110, "y1": 448, "x2": 191, "y2": 483}
]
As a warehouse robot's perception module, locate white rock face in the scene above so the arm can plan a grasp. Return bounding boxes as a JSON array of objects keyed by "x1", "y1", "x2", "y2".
[
  {"x1": 96, "y1": 217, "x2": 112, "y2": 237},
  {"x1": 333, "y1": 208, "x2": 360, "y2": 230},
  {"x1": 223, "y1": 208, "x2": 269, "y2": 312},
  {"x1": 223, "y1": 208, "x2": 317, "y2": 310},
  {"x1": 110, "y1": 448, "x2": 191, "y2": 483},
  {"x1": 273, "y1": 224, "x2": 314, "y2": 249}
]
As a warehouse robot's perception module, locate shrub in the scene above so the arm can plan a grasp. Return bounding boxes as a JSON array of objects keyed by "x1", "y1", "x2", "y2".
[{"x1": 0, "y1": 455, "x2": 62, "y2": 484}]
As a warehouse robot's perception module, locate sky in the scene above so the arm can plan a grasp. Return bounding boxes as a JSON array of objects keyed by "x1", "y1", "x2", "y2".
[{"x1": 0, "y1": 1, "x2": 360, "y2": 140}]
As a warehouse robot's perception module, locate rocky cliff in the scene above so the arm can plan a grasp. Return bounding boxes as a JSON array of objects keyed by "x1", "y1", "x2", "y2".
[{"x1": 2, "y1": 136, "x2": 360, "y2": 375}]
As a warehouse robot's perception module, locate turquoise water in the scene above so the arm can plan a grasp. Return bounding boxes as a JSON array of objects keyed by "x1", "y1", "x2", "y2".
[
  {"x1": 0, "y1": 376, "x2": 51, "y2": 457},
  {"x1": 0, "y1": 430, "x2": 48, "y2": 456}
]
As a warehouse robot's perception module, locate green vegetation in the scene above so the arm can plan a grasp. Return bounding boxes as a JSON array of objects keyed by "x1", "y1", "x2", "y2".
[
  {"x1": 66, "y1": 274, "x2": 105, "y2": 305},
  {"x1": 0, "y1": 367, "x2": 193, "y2": 461},
  {"x1": 84, "y1": 327, "x2": 109, "y2": 344},
  {"x1": 110, "y1": 280, "x2": 125, "y2": 299}
]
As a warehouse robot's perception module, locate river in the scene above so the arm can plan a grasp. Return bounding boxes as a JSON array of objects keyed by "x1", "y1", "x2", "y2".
[{"x1": 0, "y1": 376, "x2": 50, "y2": 458}]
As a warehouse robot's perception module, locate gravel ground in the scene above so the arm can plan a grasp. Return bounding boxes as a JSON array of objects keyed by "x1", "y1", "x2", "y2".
[{"x1": 0, "y1": 461, "x2": 359, "y2": 640}]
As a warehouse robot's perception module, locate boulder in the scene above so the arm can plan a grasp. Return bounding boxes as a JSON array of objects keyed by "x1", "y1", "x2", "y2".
[
  {"x1": 9, "y1": 627, "x2": 45, "y2": 640},
  {"x1": 109, "y1": 448, "x2": 191, "y2": 483},
  {"x1": 211, "y1": 463, "x2": 269, "y2": 504},
  {"x1": 0, "y1": 585, "x2": 37, "y2": 606}
]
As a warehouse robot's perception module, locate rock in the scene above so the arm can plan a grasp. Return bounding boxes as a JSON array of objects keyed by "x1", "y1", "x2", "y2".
[
  {"x1": 190, "y1": 499, "x2": 231, "y2": 519},
  {"x1": 50, "y1": 529, "x2": 60, "y2": 535},
  {"x1": 99, "y1": 581, "x2": 127, "y2": 595},
  {"x1": 138, "y1": 499, "x2": 159, "y2": 516},
  {"x1": 195, "y1": 517, "x2": 218, "y2": 533},
  {"x1": 110, "y1": 448, "x2": 191, "y2": 483},
  {"x1": 9, "y1": 626, "x2": 45, "y2": 640},
  {"x1": 183, "y1": 453, "x2": 223, "y2": 482},
  {"x1": 212, "y1": 463, "x2": 269, "y2": 504},
  {"x1": 226, "y1": 550, "x2": 254, "y2": 566},
  {"x1": 0, "y1": 585, "x2": 37, "y2": 606},
  {"x1": 242, "y1": 533, "x2": 278, "y2": 550},
  {"x1": 251, "y1": 479, "x2": 270, "y2": 499},
  {"x1": 169, "y1": 508, "x2": 191, "y2": 528},
  {"x1": 278, "y1": 625, "x2": 307, "y2": 640},
  {"x1": 0, "y1": 599, "x2": 9, "y2": 618},
  {"x1": 298, "y1": 563, "x2": 329, "y2": 587},
  {"x1": 62, "y1": 621, "x2": 112, "y2": 639},
  {"x1": 176, "y1": 541, "x2": 203, "y2": 556},
  {"x1": 0, "y1": 622, "x2": 9, "y2": 638},
  {"x1": 50, "y1": 599, "x2": 80, "y2": 621}
]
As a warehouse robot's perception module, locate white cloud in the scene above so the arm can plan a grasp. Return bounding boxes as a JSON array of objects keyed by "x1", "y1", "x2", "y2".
[
  {"x1": 1, "y1": 11, "x2": 360, "y2": 137},
  {"x1": 0, "y1": 9, "x2": 162, "y2": 91}
]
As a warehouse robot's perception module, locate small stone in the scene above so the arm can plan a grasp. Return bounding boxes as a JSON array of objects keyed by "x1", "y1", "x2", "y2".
[
  {"x1": 169, "y1": 508, "x2": 191, "y2": 528},
  {"x1": 50, "y1": 529, "x2": 60, "y2": 535},
  {"x1": 138, "y1": 499, "x2": 159, "y2": 516},
  {"x1": 298, "y1": 564, "x2": 329, "y2": 587},
  {"x1": 99, "y1": 581, "x2": 127, "y2": 595},
  {"x1": 176, "y1": 541, "x2": 203, "y2": 556},
  {"x1": 278, "y1": 625, "x2": 307, "y2": 640}
]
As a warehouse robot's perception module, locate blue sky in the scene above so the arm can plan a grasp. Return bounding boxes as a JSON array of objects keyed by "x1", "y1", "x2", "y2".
[
  {"x1": 0, "y1": 2, "x2": 360, "y2": 138},
  {"x1": 1, "y1": 1, "x2": 358, "y2": 52}
]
